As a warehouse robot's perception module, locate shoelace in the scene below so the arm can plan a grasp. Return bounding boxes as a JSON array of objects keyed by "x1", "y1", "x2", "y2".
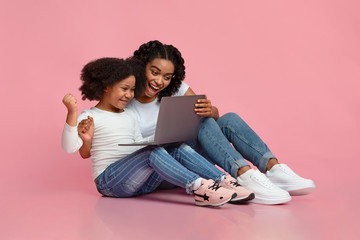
[
  {"x1": 252, "y1": 172, "x2": 276, "y2": 189},
  {"x1": 230, "y1": 180, "x2": 242, "y2": 188},
  {"x1": 279, "y1": 165, "x2": 300, "y2": 177},
  {"x1": 208, "y1": 181, "x2": 222, "y2": 191}
]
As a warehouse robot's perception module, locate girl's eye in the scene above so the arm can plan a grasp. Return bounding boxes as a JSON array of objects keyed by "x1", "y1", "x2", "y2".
[
  {"x1": 131, "y1": 89, "x2": 135, "y2": 92},
  {"x1": 151, "y1": 70, "x2": 158, "y2": 75}
]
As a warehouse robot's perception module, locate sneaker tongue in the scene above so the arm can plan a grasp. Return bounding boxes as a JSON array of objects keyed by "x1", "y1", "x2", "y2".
[
  {"x1": 268, "y1": 164, "x2": 281, "y2": 173},
  {"x1": 238, "y1": 169, "x2": 255, "y2": 180},
  {"x1": 278, "y1": 164, "x2": 299, "y2": 177}
]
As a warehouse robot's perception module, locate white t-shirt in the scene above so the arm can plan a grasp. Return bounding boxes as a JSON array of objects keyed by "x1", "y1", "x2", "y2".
[
  {"x1": 61, "y1": 107, "x2": 151, "y2": 180},
  {"x1": 126, "y1": 81, "x2": 190, "y2": 138}
]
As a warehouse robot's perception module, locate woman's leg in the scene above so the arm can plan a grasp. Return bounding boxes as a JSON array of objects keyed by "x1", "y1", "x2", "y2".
[
  {"x1": 216, "y1": 113, "x2": 314, "y2": 199},
  {"x1": 197, "y1": 117, "x2": 251, "y2": 178},
  {"x1": 215, "y1": 112, "x2": 277, "y2": 173},
  {"x1": 197, "y1": 115, "x2": 292, "y2": 204}
]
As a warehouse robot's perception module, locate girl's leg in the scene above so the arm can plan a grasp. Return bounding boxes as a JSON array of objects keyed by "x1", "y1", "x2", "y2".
[
  {"x1": 146, "y1": 146, "x2": 201, "y2": 193},
  {"x1": 166, "y1": 143, "x2": 255, "y2": 202},
  {"x1": 136, "y1": 171, "x2": 164, "y2": 195},
  {"x1": 96, "y1": 146, "x2": 163, "y2": 197},
  {"x1": 216, "y1": 112, "x2": 277, "y2": 173},
  {"x1": 148, "y1": 146, "x2": 238, "y2": 206},
  {"x1": 97, "y1": 145, "x2": 237, "y2": 206},
  {"x1": 197, "y1": 117, "x2": 251, "y2": 178},
  {"x1": 164, "y1": 143, "x2": 225, "y2": 181},
  {"x1": 96, "y1": 145, "x2": 199, "y2": 197}
]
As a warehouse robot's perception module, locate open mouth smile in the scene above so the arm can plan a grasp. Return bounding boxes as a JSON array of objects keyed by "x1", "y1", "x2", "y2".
[
  {"x1": 149, "y1": 83, "x2": 160, "y2": 91},
  {"x1": 119, "y1": 99, "x2": 129, "y2": 104}
]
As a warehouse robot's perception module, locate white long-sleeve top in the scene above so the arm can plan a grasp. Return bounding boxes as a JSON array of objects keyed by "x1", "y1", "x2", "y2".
[{"x1": 61, "y1": 107, "x2": 151, "y2": 180}]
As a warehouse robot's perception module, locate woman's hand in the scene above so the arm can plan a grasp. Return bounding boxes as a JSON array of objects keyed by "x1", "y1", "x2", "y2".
[
  {"x1": 184, "y1": 88, "x2": 220, "y2": 120},
  {"x1": 194, "y1": 95, "x2": 219, "y2": 119}
]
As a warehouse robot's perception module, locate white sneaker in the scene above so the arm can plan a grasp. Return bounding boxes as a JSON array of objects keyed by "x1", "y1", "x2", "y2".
[
  {"x1": 237, "y1": 169, "x2": 291, "y2": 205},
  {"x1": 266, "y1": 164, "x2": 316, "y2": 196}
]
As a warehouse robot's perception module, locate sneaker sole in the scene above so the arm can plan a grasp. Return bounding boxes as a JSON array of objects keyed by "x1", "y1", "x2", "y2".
[
  {"x1": 249, "y1": 195, "x2": 292, "y2": 205},
  {"x1": 195, "y1": 193, "x2": 236, "y2": 207},
  {"x1": 230, "y1": 193, "x2": 255, "y2": 204},
  {"x1": 288, "y1": 187, "x2": 315, "y2": 196},
  {"x1": 273, "y1": 183, "x2": 316, "y2": 196}
]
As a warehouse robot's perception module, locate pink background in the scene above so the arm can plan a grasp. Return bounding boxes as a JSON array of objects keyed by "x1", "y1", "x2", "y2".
[{"x1": 1, "y1": 0, "x2": 359, "y2": 239}]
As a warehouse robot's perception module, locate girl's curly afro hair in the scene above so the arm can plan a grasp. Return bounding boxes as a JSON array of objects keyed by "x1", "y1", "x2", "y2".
[
  {"x1": 133, "y1": 40, "x2": 186, "y2": 101},
  {"x1": 79, "y1": 57, "x2": 146, "y2": 101}
]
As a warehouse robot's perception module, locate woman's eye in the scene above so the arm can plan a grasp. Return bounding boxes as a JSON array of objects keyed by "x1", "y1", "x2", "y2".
[{"x1": 151, "y1": 70, "x2": 158, "y2": 75}]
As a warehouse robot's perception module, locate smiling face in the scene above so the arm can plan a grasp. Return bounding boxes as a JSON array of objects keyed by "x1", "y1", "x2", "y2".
[
  {"x1": 139, "y1": 58, "x2": 175, "y2": 102},
  {"x1": 97, "y1": 75, "x2": 136, "y2": 113}
]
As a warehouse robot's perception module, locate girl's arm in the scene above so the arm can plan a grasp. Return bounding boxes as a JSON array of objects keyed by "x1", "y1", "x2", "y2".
[
  {"x1": 63, "y1": 93, "x2": 78, "y2": 127},
  {"x1": 61, "y1": 94, "x2": 84, "y2": 153},
  {"x1": 184, "y1": 87, "x2": 220, "y2": 120}
]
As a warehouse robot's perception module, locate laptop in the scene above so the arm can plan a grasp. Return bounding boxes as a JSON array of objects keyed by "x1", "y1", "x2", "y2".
[{"x1": 118, "y1": 95, "x2": 205, "y2": 146}]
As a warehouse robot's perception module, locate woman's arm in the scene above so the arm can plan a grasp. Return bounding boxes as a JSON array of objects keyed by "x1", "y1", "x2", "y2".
[{"x1": 184, "y1": 87, "x2": 220, "y2": 120}]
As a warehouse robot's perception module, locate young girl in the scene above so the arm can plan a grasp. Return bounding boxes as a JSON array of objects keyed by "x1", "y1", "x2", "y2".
[{"x1": 61, "y1": 57, "x2": 254, "y2": 207}]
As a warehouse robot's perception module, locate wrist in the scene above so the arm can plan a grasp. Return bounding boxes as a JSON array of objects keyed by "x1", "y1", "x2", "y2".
[
  {"x1": 212, "y1": 106, "x2": 219, "y2": 120},
  {"x1": 66, "y1": 111, "x2": 78, "y2": 127},
  {"x1": 67, "y1": 109, "x2": 78, "y2": 115},
  {"x1": 79, "y1": 135, "x2": 92, "y2": 143}
]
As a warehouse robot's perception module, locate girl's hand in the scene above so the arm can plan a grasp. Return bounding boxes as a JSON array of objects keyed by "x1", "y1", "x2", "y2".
[
  {"x1": 194, "y1": 95, "x2": 219, "y2": 119},
  {"x1": 78, "y1": 116, "x2": 94, "y2": 143},
  {"x1": 78, "y1": 116, "x2": 94, "y2": 159},
  {"x1": 63, "y1": 93, "x2": 78, "y2": 126},
  {"x1": 62, "y1": 93, "x2": 78, "y2": 114}
]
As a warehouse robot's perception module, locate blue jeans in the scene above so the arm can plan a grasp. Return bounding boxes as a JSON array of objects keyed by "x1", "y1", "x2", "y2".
[
  {"x1": 194, "y1": 112, "x2": 276, "y2": 178},
  {"x1": 95, "y1": 143, "x2": 225, "y2": 197}
]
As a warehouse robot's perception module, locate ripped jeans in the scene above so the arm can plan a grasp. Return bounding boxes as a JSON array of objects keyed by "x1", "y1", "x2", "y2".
[{"x1": 95, "y1": 143, "x2": 225, "y2": 197}]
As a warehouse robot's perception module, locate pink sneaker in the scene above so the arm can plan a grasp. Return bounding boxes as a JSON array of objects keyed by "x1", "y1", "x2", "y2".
[
  {"x1": 220, "y1": 176, "x2": 255, "y2": 203},
  {"x1": 193, "y1": 179, "x2": 236, "y2": 207}
]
